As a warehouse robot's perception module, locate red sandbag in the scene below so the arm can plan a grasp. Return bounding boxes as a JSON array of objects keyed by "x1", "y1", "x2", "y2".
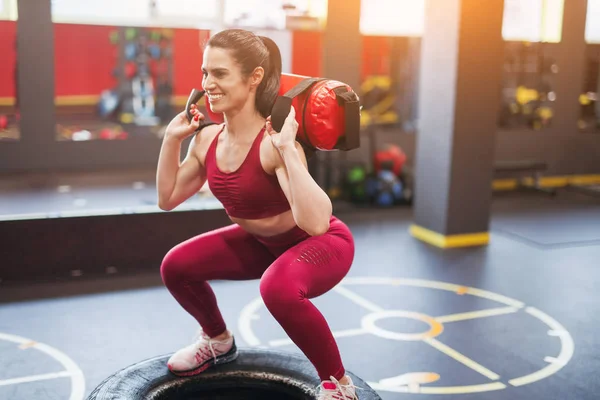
[{"x1": 203, "y1": 73, "x2": 360, "y2": 151}]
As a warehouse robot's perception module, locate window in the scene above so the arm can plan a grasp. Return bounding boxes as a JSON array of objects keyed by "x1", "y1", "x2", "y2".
[
  {"x1": 153, "y1": 0, "x2": 219, "y2": 20},
  {"x1": 0, "y1": 0, "x2": 17, "y2": 21},
  {"x1": 359, "y1": 0, "x2": 563, "y2": 42},
  {"x1": 502, "y1": 0, "x2": 564, "y2": 43},
  {"x1": 586, "y1": 0, "x2": 600, "y2": 43},
  {"x1": 52, "y1": 0, "x2": 151, "y2": 26},
  {"x1": 51, "y1": 0, "x2": 219, "y2": 28},
  {"x1": 224, "y1": 0, "x2": 327, "y2": 30},
  {"x1": 360, "y1": 0, "x2": 425, "y2": 37}
]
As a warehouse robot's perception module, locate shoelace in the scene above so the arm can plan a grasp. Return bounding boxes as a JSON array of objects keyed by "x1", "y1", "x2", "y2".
[
  {"x1": 317, "y1": 376, "x2": 361, "y2": 400},
  {"x1": 193, "y1": 331, "x2": 218, "y2": 364},
  {"x1": 194, "y1": 342, "x2": 216, "y2": 364}
]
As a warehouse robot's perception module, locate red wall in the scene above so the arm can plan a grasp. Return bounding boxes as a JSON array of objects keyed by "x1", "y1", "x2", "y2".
[
  {"x1": 53, "y1": 23, "x2": 207, "y2": 98},
  {"x1": 362, "y1": 36, "x2": 392, "y2": 79},
  {"x1": 0, "y1": 21, "x2": 17, "y2": 97},
  {"x1": 291, "y1": 31, "x2": 323, "y2": 77},
  {"x1": 53, "y1": 24, "x2": 117, "y2": 96},
  {"x1": 2, "y1": 22, "x2": 391, "y2": 99},
  {"x1": 172, "y1": 29, "x2": 208, "y2": 96},
  {"x1": 290, "y1": 33, "x2": 394, "y2": 81}
]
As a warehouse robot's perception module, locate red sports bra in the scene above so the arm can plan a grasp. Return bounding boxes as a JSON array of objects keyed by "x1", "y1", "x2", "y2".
[{"x1": 204, "y1": 125, "x2": 292, "y2": 219}]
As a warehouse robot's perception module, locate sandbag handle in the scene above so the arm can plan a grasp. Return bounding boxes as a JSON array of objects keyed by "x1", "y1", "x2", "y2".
[
  {"x1": 185, "y1": 88, "x2": 218, "y2": 134},
  {"x1": 332, "y1": 86, "x2": 361, "y2": 151},
  {"x1": 185, "y1": 88, "x2": 205, "y2": 122}
]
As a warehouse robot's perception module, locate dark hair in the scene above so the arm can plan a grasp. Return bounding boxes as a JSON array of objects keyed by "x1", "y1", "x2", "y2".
[{"x1": 206, "y1": 29, "x2": 282, "y2": 118}]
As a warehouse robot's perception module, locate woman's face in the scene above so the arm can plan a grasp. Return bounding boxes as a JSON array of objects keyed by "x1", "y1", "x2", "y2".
[{"x1": 201, "y1": 46, "x2": 261, "y2": 115}]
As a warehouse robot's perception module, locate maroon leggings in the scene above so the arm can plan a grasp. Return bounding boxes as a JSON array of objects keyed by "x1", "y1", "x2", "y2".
[{"x1": 160, "y1": 216, "x2": 355, "y2": 381}]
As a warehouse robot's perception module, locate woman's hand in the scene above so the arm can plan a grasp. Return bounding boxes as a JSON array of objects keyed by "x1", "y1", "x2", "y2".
[
  {"x1": 266, "y1": 106, "x2": 298, "y2": 152},
  {"x1": 165, "y1": 104, "x2": 205, "y2": 141}
]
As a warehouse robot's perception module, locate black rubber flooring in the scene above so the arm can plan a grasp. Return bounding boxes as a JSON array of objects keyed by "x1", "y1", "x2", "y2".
[{"x1": 0, "y1": 190, "x2": 599, "y2": 399}]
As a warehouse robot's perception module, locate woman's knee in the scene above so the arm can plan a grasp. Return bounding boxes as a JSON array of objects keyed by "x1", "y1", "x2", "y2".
[
  {"x1": 259, "y1": 274, "x2": 304, "y2": 311},
  {"x1": 160, "y1": 245, "x2": 189, "y2": 286},
  {"x1": 160, "y1": 242, "x2": 211, "y2": 288}
]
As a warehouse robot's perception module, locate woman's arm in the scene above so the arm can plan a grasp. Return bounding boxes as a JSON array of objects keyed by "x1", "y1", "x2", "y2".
[
  {"x1": 157, "y1": 134, "x2": 205, "y2": 211},
  {"x1": 156, "y1": 107, "x2": 208, "y2": 211},
  {"x1": 267, "y1": 107, "x2": 332, "y2": 236},
  {"x1": 274, "y1": 142, "x2": 332, "y2": 236}
]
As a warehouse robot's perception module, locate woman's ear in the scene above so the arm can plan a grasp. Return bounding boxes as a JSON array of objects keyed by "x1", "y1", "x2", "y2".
[{"x1": 250, "y1": 66, "x2": 265, "y2": 88}]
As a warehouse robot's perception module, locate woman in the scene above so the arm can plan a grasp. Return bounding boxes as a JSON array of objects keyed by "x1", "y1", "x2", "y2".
[{"x1": 157, "y1": 29, "x2": 357, "y2": 399}]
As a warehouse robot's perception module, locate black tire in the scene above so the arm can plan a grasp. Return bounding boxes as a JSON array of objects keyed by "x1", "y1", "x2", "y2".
[{"x1": 87, "y1": 348, "x2": 381, "y2": 399}]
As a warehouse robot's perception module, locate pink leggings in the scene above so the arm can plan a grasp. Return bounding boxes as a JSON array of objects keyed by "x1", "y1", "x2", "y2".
[{"x1": 160, "y1": 216, "x2": 354, "y2": 381}]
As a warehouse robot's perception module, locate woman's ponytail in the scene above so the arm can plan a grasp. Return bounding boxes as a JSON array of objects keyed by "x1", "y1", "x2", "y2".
[{"x1": 256, "y1": 36, "x2": 282, "y2": 118}]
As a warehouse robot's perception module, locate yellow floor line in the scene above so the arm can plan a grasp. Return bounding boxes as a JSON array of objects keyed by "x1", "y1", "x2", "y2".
[{"x1": 409, "y1": 225, "x2": 490, "y2": 248}]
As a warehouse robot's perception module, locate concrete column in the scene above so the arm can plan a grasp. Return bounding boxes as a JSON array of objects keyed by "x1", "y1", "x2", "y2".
[
  {"x1": 16, "y1": 0, "x2": 56, "y2": 149},
  {"x1": 316, "y1": 0, "x2": 362, "y2": 193},
  {"x1": 410, "y1": 0, "x2": 505, "y2": 248},
  {"x1": 322, "y1": 0, "x2": 362, "y2": 89}
]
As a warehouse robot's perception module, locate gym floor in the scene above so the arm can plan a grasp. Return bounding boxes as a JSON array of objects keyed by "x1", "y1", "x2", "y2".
[{"x1": 1, "y1": 190, "x2": 599, "y2": 400}]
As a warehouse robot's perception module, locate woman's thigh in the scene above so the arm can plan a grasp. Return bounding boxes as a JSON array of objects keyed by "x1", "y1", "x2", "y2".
[
  {"x1": 161, "y1": 224, "x2": 276, "y2": 282},
  {"x1": 260, "y1": 218, "x2": 355, "y2": 299}
]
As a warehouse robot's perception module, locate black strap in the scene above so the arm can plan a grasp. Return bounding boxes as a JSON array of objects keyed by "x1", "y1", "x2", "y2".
[
  {"x1": 332, "y1": 86, "x2": 361, "y2": 151},
  {"x1": 183, "y1": 88, "x2": 219, "y2": 135},
  {"x1": 282, "y1": 78, "x2": 324, "y2": 99},
  {"x1": 194, "y1": 121, "x2": 217, "y2": 134},
  {"x1": 271, "y1": 78, "x2": 325, "y2": 136}
]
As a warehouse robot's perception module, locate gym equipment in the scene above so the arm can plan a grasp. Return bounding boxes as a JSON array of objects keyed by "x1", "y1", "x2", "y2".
[
  {"x1": 98, "y1": 90, "x2": 120, "y2": 118},
  {"x1": 160, "y1": 28, "x2": 174, "y2": 40},
  {"x1": 150, "y1": 30, "x2": 162, "y2": 42},
  {"x1": 71, "y1": 130, "x2": 92, "y2": 141},
  {"x1": 138, "y1": 63, "x2": 151, "y2": 76},
  {"x1": 125, "y1": 43, "x2": 137, "y2": 60},
  {"x1": 86, "y1": 348, "x2": 381, "y2": 400},
  {"x1": 345, "y1": 164, "x2": 368, "y2": 203},
  {"x1": 186, "y1": 73, "x2": 361, "y2": 152},
  {"x1": 155, "y1": 96, "x2": 173, "y2": 121},
  {"x1": 161, "y1": 46, "x2": 173, "y2": 59},
  {"x1": 148, "y1": 44, "x2": 161, "y2": 59},
  {"x1": 498, "y1": 42, "x2": 557, "y2": 130},
  {"x1": 132, "y1": 77, "x2": 159, "y2": 126},
  {"x1": 343, "y1": 143, "x2": 412, "y2": 207},
  {"x1": 494, "y1": 160, "x2": 556, "y2": 195},
  {"x1": 359, "y1": 75, "x2": 399, "y2": 127},
  {"x1": 374, "y1": 144, "x2": 406, "y2": 177},
  {"x1": 125, "y1": 62, "x2": 137, "y2": 79},
  {"x1": 120, "y1": 113, "x2": 135, "y2": 124},
  {"x1": 155, "y1": 59, "x2": 169, "y2": 77},
  {"x1": 105, "y1": 25, "x2": 175, "y2": 128},
  {"x1": 0, "y1": 115, "x2": 8, "y2": 130},
  {"x1": 125, "y1": 28, "x2": 137, "y2": 40},
  {"x1": 365, "y1": 169, "x2": 404, "y2": 207}
]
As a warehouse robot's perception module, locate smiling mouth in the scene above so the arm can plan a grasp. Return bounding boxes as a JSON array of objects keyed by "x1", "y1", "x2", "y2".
[{"x1": 207, "y1": 94, "x2": 224, "y2": 102}]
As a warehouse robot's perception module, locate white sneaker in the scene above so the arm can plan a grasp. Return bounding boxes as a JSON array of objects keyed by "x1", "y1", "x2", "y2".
[
  {"x1": 317, "y1": 375, "x2": 359, "y2": 399},
  {"x1": 167, "y1": 330, "x2": 238, "y2": 377}
]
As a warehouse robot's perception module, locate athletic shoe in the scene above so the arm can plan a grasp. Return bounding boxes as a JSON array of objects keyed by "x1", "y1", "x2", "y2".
[
  {"x1": 317, "y1": 375, "x2": 360, "y2": 399},
  {"x1": 167, "y1": 330, "x2": 238, "y2": 377}
]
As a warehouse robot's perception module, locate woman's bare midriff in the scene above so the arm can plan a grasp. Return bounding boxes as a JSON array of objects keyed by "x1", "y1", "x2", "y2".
[
  {"x1": 198, "y1": 125, "x2": 299, "y2": 237},
  {"x1": 229, "y1": 209, "x2": 297, "y2": 237}
]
